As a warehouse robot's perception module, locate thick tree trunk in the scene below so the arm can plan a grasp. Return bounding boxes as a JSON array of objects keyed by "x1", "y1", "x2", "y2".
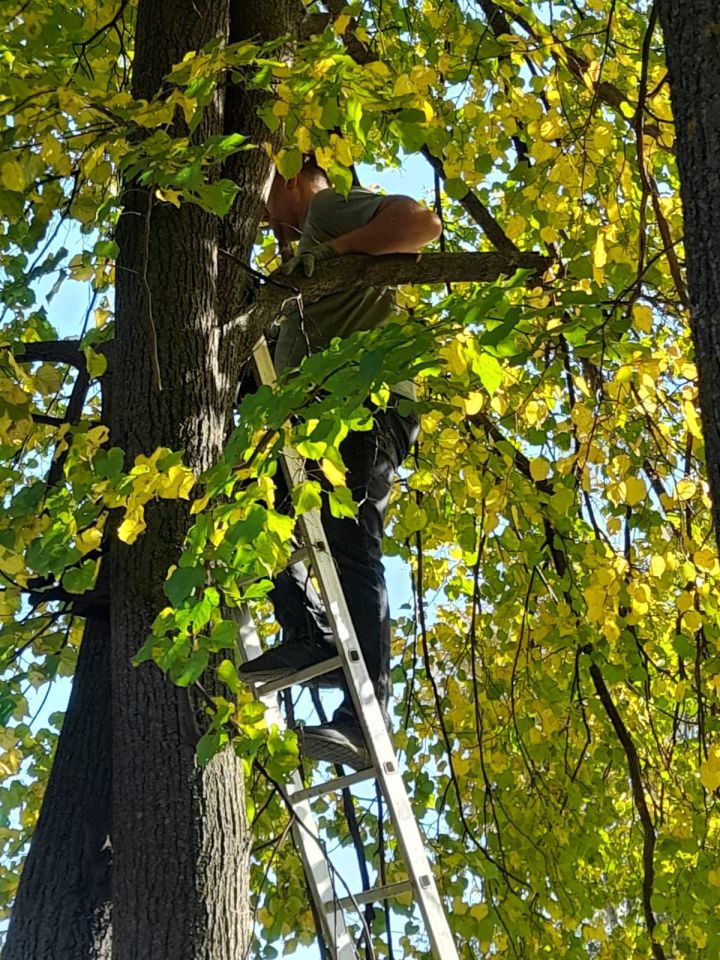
[
  {"x1": 657, "y1": 1, "x2": 720, "y2": 551},
  {"x1": 109, "y1": 3, "x2": 253, "y2": 958},
  {"x1": 2, "y1": 615, "x2": 112, "y2": 960},
  {"x1": 109, "y1": 1, "x2": 306, "y2": 956}
]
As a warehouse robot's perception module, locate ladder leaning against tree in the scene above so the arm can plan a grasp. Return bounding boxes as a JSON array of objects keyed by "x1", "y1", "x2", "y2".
[{"x1": 235, "y1": 336, "x2": 460, "y2": 960}]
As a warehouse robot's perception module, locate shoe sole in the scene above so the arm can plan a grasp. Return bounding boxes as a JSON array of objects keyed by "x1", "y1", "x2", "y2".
[
  {"x1": 299, "y1": 730, "x2": 371, "y2": 770},
  {"x1": 239, "y1": 665, "x2": 344, "y2": 689}
]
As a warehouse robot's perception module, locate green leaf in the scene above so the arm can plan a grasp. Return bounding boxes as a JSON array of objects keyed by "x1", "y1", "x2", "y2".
[
  {"x1": 192, "y1": 179, "x2": 240, "y2": 217},
  {"x1": 196, "y1": 728, "x2": 227, "y2": 767},
  {"x1": 275, "y1": 148, "x2": 303, "y2": 180},
  {"x1": 165, "y1": 566, "x2": 205, "y2": 607},
  {"x1": 328, "y1": 163, "x2": 353, "y2": 196},
  {"x1": 217, "y1": 658, "x2": 239, "y2": 695},
  {"x1": 207, "y1": 619, "x2": 238, "y2": 652},
  {"x1": 62, "y1": 559, "x2": 97, "y2": 594},
  {"x1": 291, "y1": 480, "x2": 323, "y2": 515},
  {"x1": 328, "y1": 486, "x2": 357, "y2": 519},
  {"x1": 170, "y1": 647, "x2": 209, "y2": 687},
  {"x1": 444, "y1": 178, "x2": 468, "y2": 200},
  {"x1": 473, "y1": 353, "x2": 503, "y2": 396}
]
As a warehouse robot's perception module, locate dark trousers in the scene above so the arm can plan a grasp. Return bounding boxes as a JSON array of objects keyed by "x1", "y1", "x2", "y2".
[{"x1": 269, "y1": 403, "x2": 419, "y2": 723}]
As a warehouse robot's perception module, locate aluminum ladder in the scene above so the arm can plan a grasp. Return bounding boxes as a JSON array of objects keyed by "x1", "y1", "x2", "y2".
[{"x1": 238, "y1": 336, "x2": 460, "y2": 960}]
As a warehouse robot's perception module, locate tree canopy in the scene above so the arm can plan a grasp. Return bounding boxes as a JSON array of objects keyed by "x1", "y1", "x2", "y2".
[{"x1": 1, "y1": 1, "x2": 718, "y2": 958}]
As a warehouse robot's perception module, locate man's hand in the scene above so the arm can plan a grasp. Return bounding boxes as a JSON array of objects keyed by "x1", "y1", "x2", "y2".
[{"x1": 280, "y1": 242, "x2": 338, "y2": 277}]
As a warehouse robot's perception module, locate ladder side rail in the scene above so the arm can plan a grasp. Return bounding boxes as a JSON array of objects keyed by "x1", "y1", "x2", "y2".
[{"x1": 294, "y1": 507, "x2": 460, "y2": 960}]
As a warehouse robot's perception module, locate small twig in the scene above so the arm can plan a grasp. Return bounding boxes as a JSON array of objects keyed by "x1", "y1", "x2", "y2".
[{"x1": 142, "y1": 189, "x2": 163, "y2": 391}]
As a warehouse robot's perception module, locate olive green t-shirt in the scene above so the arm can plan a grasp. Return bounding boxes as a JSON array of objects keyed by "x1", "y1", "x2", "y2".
[{"x1": 274, "y1": 187, "x2": 416, "y2": 400}]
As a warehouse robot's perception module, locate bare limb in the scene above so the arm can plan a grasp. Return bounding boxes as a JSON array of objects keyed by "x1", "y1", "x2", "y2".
[
  {"x1": 589, "y1": 662, "x2": 666, "y2": 960},
  {"x1": 14, "y1": 340, "x2": 85, "y2": 368},
  {"x1": 257, "y1": 250, "x2": 550, "y2": 305}
]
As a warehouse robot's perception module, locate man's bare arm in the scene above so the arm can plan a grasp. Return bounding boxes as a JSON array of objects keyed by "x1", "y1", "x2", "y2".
[{"x1": 328, "y1": 196, "x2": 442, "y2": 257}]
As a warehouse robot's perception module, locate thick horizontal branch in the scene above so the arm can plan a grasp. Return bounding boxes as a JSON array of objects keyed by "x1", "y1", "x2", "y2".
[
  {"x1": 258, "y1": 250, "x2": 551, "y2": 305},
  {"x1": 15, "y1": 339, "x2": 85, "y2": 368}
]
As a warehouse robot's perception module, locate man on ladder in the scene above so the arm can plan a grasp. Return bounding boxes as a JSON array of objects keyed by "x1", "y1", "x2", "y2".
[{"x1": 239, "y1": 155, "x2": 442, "y2": 770}]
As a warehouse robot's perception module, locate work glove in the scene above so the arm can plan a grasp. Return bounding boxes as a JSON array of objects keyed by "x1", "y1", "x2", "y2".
[{"x1": 281, "y1": 242, "x2": 337, "y2": 277}]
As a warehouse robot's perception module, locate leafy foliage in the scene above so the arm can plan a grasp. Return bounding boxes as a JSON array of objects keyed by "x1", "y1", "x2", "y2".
[{"x1": 1, "y1": 1, "x2": 718, "y2": 958}]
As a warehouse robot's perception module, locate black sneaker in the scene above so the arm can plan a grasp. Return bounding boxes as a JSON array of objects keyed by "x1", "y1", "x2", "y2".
[
  {"x1": 238, "y1": 638, "x2": 342, "y2": 688},
  {"x1": 298, "y1": 720, "x2": 371, "y2": 770}
]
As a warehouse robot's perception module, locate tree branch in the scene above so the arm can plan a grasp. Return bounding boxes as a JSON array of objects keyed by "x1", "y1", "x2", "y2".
[
  {"x1": 256, "y1": 250, "x2": 550, "y2": 305},
  {"x1": 476, "y1": 0, "x2": 666, "y2": 144},
  {"x1": 419, "y1": 147, "x2": 521, "y2": 256},
  {"x1": 589, "y1": 662, "x2": 666, "y2": 960},
  {"x1": 14, "y1": 340, "x2": 85, "y2": 368}
]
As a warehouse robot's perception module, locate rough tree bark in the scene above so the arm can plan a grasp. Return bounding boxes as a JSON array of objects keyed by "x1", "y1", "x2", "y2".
[
  {"x1": 109, "y1": 2, "x2": 258, "y2": 957},
  {"x1": 657, "y1": 1, "x2": 720, "y2": 552},
  {"x1": 2, "y1": 613, "x2": 112, "y2": 960}
]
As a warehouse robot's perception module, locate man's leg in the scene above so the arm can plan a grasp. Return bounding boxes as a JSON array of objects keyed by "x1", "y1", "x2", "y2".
[
  {"x1": 299, "y1": 404, "x2": 419, "y2": 767},
  {"x1": 239, "y1": 460, "x2": 339, "y2": 686}
]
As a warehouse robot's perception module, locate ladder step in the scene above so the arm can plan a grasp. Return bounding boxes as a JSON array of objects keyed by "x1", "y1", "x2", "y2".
[
  {"x1": 287, "y1": 545, "x2": 310, "y2": 567},
  {"x1": 257, "y1": 656, "x2": 343, "y2": 695},
  {"x1": 333, "y1": 880, "x2": 414, "y2": 911},
  {"x1": 292, "y1": 768, "x2": 375, "y2": 802}
]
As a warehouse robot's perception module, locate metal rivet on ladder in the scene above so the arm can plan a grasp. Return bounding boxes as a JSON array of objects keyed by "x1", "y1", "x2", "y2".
[
  {"x1": 419, "y1": 875, "x2": 431, "y2": 889},
  {"x1": 350, "y1": 650, "x2": 360, "y2": 662},
  {"x1": 383, "y1": 760, "x2": 396, "y2": 774}
]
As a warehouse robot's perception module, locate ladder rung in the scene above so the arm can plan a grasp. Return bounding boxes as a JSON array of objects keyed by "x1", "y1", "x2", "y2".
[
  {"x1": 292, "y1": 768, "x2": 375, "y2": 802},
  {"x1": 287, "y1": 545, "x2": 310, "y2": 567},
  {"x1": 334, "y1": 880, "x2": 414, "y2": 911},
  {"x1": 257, "y1": 656, "x2": 343, "y2": 695}
]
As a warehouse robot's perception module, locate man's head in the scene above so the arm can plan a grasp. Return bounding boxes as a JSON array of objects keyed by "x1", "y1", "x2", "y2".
[{"x1": 264, "y1": 155, "x2": 329, "y2": 245}]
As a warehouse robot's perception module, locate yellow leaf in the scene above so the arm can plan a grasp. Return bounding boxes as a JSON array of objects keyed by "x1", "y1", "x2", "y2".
[
  {"x1": 1, "y1": 159, "x2": 27, "y2": 192},
  {"x1": 624, "y1": 476, "x2": 646, "y2": 506},
  {"x1": 444, "y1": 338, "x2": 468, "y2": 376},
  {"x1": 632, "y1": 304, "x2": 653, "y2": 334},
  {"x1": 584, "y1": 584, "x2": 606, "y2": 623},
  {"x1": 77, "y1": 527, "x2": 103, "y2": 554},
  {"x1": 117, "y1": 505, "x2": 147, "y2": 545},
  {"x1": 529, "y1": 457, "x2": 550, "y2": 482},
  {"x1": 333, "y1": 13, "x2": 351, "y2": 34},
  {"x1": 462, "y1": 392, "x2": 483, "y2": 415},
  {"x1": 675, "y1": 478, "x2": 697, "y2": 501},
  {"x1": 700, "y1": 746, "x2": 720, "y2": 792},
  {"x1": 469, "y1": 902, "x2": 489, "y2": 921},
  {"x1": 296, "y1": 125, "x2": 312, "y2": 154},
  {"x1": 191, "y1": 494, "x2": 210, "y2": 515},
  {"x1": 161, "y1": 465, "x2": 196, "y2": 499},
  {"x1": 693, "y1": 548, "x2": 717, "y2": 572},
  {"x1": 330, "y1": 135, "x2": 354, "y2": 167},
  {"x1": 321, "y1": 458, "x2": 345, "y2": 487},
  {"x1": 649, "y1": 555, "x2": 666, "y2": 578},
  {"x1": 155, "y1": 187, "x2": 182, "y2": 208},
  {"x1": 593, "y1": 231, "x2": 607, "y2": 270},
  {"x1": 83, "y1": 347, "x2": 107, "y2": 378}
]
